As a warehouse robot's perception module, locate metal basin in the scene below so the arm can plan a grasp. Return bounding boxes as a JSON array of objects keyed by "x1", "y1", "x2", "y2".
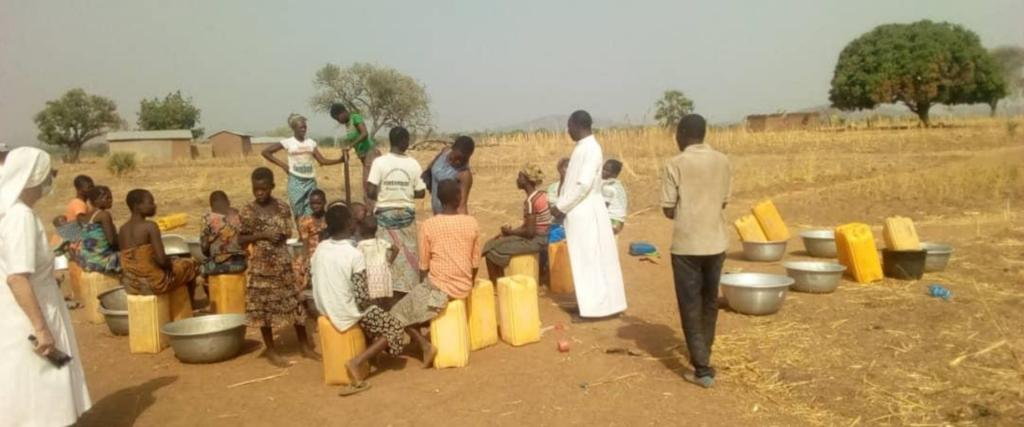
[
  {"x1": 160, "y1": 314, "x2": 247, "y2": 364},
  {"x1": 162, "y1": 234, "x2": 191, "y2": 256},
  {"x1": 98, "y1": 286, "x2": 128, "y2": 311},
  {"x1": 99, "y1": 307, "x2": 129, "y2": 336},
  {"x1": 185, "y1": 237, "x2": 206, "y2": 262},
  {"x1": 287, "y1": 238, "x2": 305, "y2": 259},
  {"x1": 741, "y1": 240, "x2": 788, "y2": 262},
  {"x1": 784, "y1": 261, "x2": 846, "y2": 293},
  {"x1": 920, "y1": 242, "x2": 953, "y2": 272},
  {"x1": 720, "y1": 273, "x2": 793, "y2": 315},
  {"x1": 800, "y1": 230, "x2": 837, "y2": 258}
]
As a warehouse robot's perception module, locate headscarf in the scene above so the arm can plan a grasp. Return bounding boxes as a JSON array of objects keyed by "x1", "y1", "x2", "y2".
[
  {"x1": 0, "y1": 147, "x2": 52, "y2": 215},
  {"x1": 287, "y1": 113, "x2": 307, "y2": 129},
  {"x1": 520, "y1": 162, "x2": 544, "y2": 185}
]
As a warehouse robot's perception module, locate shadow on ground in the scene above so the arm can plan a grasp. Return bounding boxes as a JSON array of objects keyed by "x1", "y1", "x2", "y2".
[
  {"x1": 616, "y1": 315, "x2": 689, "y2": 375},
  {"x1": 77, "y1": 376, "x2": 178, "y2": 427}
]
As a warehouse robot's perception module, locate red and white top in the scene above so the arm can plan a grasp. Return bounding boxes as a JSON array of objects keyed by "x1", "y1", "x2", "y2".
[{"x1": 525, "y1": 190, "x2": 551, "y2": 237}]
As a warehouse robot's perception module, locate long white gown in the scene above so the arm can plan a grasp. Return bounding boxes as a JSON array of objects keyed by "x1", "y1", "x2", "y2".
[
  {"x1": 556, "y1": 135, "x2": 628, "y2": 317},
  {"x1": 1, "y1": 201, "x2": 91, "y2": 427}
]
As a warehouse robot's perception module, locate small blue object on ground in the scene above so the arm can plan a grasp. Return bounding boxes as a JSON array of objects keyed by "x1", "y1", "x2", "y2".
[
  {"x1": 928, "y1": 284, "x2": 952, "y2": 300},
  {"x1": 629, "y1": 241, "x2": 658, "y2": 257}
]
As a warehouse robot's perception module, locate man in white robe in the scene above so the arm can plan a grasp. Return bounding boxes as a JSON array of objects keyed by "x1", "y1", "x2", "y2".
[{"x1": 550, "y1": 110, "x2": 627, "y2": 318}]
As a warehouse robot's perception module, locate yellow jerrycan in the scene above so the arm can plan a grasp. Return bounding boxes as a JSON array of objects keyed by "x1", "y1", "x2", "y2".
[
  {"x1": 318, "y1": 317, "x2": 369, "y2": 385},
  {"x1": 430, "y1": 299, "x2": 471, "y2": 368},
  {"x1": 734, "y1": 214, "x2": 768, "y2": 242},
  {"x1": 547, "y1": 241, "x2": 575, "y2": 295},
  {"x1": 835, "y1": 223, "x2": 883, "y2": 283},
  {"x1": 127, "y1": 293, "x2": 172, "y2": 354},
  {"x1": 209, "y1": 273, "x2": 247, "y2": 314},
  {"x1": 497, "y1": 275, "x2": 541, "y2": 346},
  {"x1": 752, "y1": 200, "x2": 790, "y2": 241},
  {"x1": 505, "y1": 253, "x2": 540, "y2": 285},
  {"x1": 467, "y1": 279, "x2": 498, "y2": 351},
  {"x1": 883, "y1": 216, "x2": 921, "y2": 251},
  {"x1": 82, "y1": 271, "x2": 120, "y2": 324}
]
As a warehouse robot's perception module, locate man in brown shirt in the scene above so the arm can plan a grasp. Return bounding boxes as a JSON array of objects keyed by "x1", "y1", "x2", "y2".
[{"x1": 660, "y1": 114, "x2": 732, "y2": 389}]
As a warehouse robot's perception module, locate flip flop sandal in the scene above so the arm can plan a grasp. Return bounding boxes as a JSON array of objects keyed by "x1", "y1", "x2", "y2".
[{"x1": 338, "y1": 382, "x2": 371, "y2": 397}]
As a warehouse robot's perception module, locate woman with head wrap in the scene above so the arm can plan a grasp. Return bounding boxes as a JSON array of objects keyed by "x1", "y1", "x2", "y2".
[
  {"x1": 0, "y1": 147, "x2": 91, "y2": 426},
  {"x1": 261, "y1": 113, "x2": 344, "y2": 219},
  {"x1": 480, "y1": 163, "x2": 552, "y2": 281}
]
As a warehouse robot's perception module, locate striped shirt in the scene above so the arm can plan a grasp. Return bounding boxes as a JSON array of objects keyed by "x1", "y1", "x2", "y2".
[{"x1": 525, "y1": 191, "x2": 551, "y2": 236}]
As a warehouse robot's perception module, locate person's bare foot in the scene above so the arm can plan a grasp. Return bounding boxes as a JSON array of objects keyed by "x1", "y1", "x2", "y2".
[
  {"x1": 421, "y1": 343, "x2": 437, "y2": 368},
  {"x1": 301, "y1": 346, "x2": 321, "y2": 361},
  {"x1": 260, "y1": 349, "x2": 290, "y2": 368},
  {"x1": 345, "y1": 361, "x2": 364, "y2": 383}
]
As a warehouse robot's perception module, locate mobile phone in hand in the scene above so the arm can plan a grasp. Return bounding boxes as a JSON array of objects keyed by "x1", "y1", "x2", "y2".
[{"x1": 28, "y1": 335, "x2": 72, "y2": 368}]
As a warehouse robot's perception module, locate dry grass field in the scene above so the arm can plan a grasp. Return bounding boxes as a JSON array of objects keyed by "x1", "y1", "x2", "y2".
[{"x1": 44, "y1": 117, "x2": 1024, "y2": 426}]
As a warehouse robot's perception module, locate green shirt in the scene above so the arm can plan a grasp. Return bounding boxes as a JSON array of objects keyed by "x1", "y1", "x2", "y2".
[{"x1": 346, "y1": 113, "x2": 375, "y2": 157}]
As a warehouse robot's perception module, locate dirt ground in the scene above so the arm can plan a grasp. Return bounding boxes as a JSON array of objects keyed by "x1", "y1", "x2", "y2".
[{"x1": 41, "y1": 122, "x2": 1024, "y2": 426}]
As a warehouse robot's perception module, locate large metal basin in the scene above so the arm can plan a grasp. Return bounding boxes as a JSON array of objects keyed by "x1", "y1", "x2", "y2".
[
  {"x1": 800, "y1": 230, "x2": 837, "y2": 258},
  {"x1": 185, "y1": 237, "x2": 206, "y2": 262},
  {"x1": 98, "y1": 286, "x2": 128, "y2": 311},
  {"x1": 720, "y1": 273, "x2": 793, "y2": 315},
  {"x1": 99, "y1": 307, "x2": 129, "y2": 336},
  {"x1": 287, "y1": 238, "x2": 305, "y2": 259},
  {"x1": 784, "y1": 261, "x2": 846, "y2": 293},
  {"x1": 160, "y1": 314, "x2": 247, "y2": 364},
  {"x1": 920, "y1": 242, "x2": 953, "y2": 272},
  {"x1": 741, "y1": 240, "x2": 788, "y2": 262},
  {"x1": 162, "y1": 234, "x2": 191, "y2": 256}
]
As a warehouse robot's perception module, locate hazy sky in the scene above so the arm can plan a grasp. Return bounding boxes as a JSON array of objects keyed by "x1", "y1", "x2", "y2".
[{"x1": 2, "y1": 0, "x2": 1022, "y2": 145}]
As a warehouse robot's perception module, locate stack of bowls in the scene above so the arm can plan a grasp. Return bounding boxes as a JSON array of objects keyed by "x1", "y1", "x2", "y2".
[{"x1": 97, "y1": 287, "x2": 129, "y2": 336}]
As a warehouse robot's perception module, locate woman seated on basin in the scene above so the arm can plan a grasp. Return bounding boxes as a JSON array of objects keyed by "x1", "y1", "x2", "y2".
[{"x1": 117, "y1": 189, "x2": 198, "y2": 304}]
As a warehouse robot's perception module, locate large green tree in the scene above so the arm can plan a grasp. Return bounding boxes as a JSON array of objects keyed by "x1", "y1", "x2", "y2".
[
  {"x1": 829, "y1": 20, "x2": 1006, "y2": 126},
  {"x1": 310, "y1": 63, "x2": 431, "y2": 138},
  {"x1": 653, "y1": 90, "x2": 695, "y2": 128},
  {"x1": 137, "y1": 90, "x2": 203, "y2": 138},
  {"x1": 34, "y1": 88, "x2": 122, "y2": 163},
  {"x1": 991, "y1": 45, "x2": 1024, "y2": 98}
]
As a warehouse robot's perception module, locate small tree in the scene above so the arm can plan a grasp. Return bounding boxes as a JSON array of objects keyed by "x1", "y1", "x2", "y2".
[
  {"x1": 34, "y1": 88, "x2": 122, "y2": 163},
  {"x1": 653, "y1": 90, "x2": 695, "y2": 128},
  {"x1": 829, "y1": 20, "x2": 1007, "y2": 126},
  {"x1": 991, "y1": 46, "x2": 1024, "y2": 98},
  {"x1": 310, "y1": 63, "x2": 431, "y2": 138},
  {"x1": 138, "y1": 90, "x2": 203, "y2": 138}
]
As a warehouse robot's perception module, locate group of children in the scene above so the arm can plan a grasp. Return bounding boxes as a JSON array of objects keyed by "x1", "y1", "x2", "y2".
[{"x1": 52, "y1": 120, "x2": 630, "y2": 396}]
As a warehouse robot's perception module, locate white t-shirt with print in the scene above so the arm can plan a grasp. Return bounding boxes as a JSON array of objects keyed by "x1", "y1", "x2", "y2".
[
  {"x1": 279, "y1": 137, "x2": 318, "y2": 179},
  {"x1": 311, "y1": 239, "x2": 364, "y2": 332},
  {"x1": 367, "y1": 152, "x2": 426, "y2": 210}
]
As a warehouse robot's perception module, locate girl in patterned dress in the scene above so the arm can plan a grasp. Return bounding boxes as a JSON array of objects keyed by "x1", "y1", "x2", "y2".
[
  {"x1": 239, "y1": 167, "x2": 318, "y2": 367},
  {"x1": 199, "y1": 191, "x2": 247, "y2": 276},
  {"x1": 77, "y1": 186, "x2": 119, "y2": 273},
  {"x1": 292, "y1": 189, "x2": 326, "y2": 293}
]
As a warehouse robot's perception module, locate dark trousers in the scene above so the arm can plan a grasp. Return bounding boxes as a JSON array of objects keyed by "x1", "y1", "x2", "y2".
[{"x1": 671, "y1": 253, "x2": 725, "y2": 378}]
